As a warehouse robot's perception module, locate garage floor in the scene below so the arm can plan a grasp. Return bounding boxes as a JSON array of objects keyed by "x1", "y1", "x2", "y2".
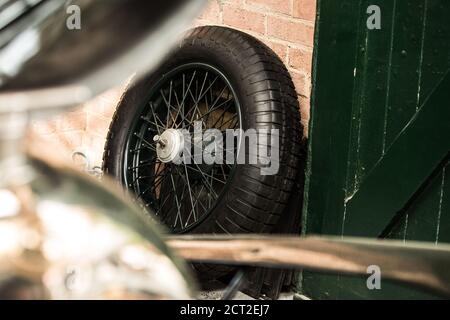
[
  {"x1": 200, "y1": 291, "x2": 295, "y2": 300},
  {"x1": 199, "y1": 281, "x2": 294, "y2": 300}
]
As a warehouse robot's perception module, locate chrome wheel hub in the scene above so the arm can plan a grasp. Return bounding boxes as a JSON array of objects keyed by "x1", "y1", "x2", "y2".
[{"x1": 154, "y1": 129, "x2": 184, "y2": 163}]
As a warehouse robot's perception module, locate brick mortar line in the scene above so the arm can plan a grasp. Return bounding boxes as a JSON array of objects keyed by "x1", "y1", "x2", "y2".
[
  {"x1": 194, "y1": 19, "x2": 314, "y2": 50},
  {"x1": 241, "y1": 0, "x2": 293, "y2": 17},
  {"x1": 222, "y1": 0, "x2": 315, "y2": 26}
]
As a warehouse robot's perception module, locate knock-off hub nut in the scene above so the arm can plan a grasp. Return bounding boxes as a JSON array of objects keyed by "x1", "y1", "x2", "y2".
[{"x1": 154, "y1": 129, "x2": 184, "y2": 163}]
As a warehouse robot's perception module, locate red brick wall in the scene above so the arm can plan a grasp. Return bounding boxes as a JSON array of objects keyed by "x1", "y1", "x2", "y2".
[
  {"x1": 31, "y1": 0, "x2": 316, "y2": 169},
  {"x1": 195, "y1": 0, "x2": 316, "y2": 132},
  {"x1": 30, "y1": 88, "x2": 123, "y2": 166}
]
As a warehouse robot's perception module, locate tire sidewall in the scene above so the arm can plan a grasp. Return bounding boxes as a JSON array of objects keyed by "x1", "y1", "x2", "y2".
[{"x1": 104, "y1": 27, "x2": 301, "y2": 235}]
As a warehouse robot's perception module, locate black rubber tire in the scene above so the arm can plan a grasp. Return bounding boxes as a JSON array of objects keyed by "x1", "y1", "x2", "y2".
[{"x1": 102, "y1": 26, "x2": 304, "y2": 279}]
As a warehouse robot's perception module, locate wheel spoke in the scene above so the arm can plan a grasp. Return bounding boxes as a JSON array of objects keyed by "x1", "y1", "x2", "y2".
[
  {"x1": 148, "y1": 102, "x2": 165, "y2": 135},
  {"x1": 133, "y1": 133, "x2": 156, "y2": 151},
  {"x1": 154, "y1": 191, "x2": 172, "y2": 216},
  {"x1": 169, "y1": 171, "x2": 183, "y2": 228},
  {"x1": 185, "y1": 165, "x2": 227, "y2": 185},
  {"x1": 160, "y1": 89, "x2": 177, "y2": 128},
  {"x1": 183, "y1": 148, "x2": 219, "y2": 190},
  {"x1": 125, "y1": 64, "x2": 240, "y2": 233},
  {"x1": 186, "y1": 75, "x2": 220, "y2": 121},
  {"x1": 186, "y1": 96, "x2": 234, "y2": 127},
  {"x1": 181, "y1": 156, "x2": 198, "y2": 223},
  {"x1": 128, "y1": 160, "x2": 157, "y2": 170},
  {"x1": 184, "y1": 184, "x2": 205, "y2": 226},
  {"x1": 217, "y1": 113, "x2": 238, "y2": 129},
  {"x1": 140, "y1": 115, "x2": 163, "y2": 132}
]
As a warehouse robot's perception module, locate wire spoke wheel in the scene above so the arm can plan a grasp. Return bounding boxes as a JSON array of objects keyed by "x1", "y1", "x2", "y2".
[
  {"x1": 124, "y1": 63, "x2": 242, "y2": 233},
  {"x1": 103, "y1": 26, "x2": 304, "y2": 280}
]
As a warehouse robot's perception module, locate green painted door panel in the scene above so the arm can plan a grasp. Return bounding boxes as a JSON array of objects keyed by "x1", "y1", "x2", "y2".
[
  {"x1": 300, "y1": 0, "x2": 450, "y2": 299},
  {"x1": 343, "y1": 74, "x2": 450, "y2": 237}
]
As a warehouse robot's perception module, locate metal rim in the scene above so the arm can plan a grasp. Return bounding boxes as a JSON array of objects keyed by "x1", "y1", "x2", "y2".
[{"x1": 123, "y1": 63, "x2": 242, "y2": 233}]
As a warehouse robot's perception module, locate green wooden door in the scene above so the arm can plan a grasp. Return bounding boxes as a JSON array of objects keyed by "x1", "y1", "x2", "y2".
[{"x1": 299, "y1": 0, "x2": 450, "y2": 299}]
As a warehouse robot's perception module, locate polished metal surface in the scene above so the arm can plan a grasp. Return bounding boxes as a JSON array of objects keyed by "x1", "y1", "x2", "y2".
[
  {"x1": 168, "y1": 235, "x2": 450, "y2": 298},
  {"x1": 0, "y1": 0, "x2": 206, "y2": 300},
  {"x1": 154, "y1": 129, "x2": 185, "y2": 164},
  {"x1": 0, "y1": 0, "x2": 207, "y2": 112},
  {"x1": 0, "y1": 150, "x2": 196, "y2": 299},
  {"x1": 0, "y1": 0, "x2": 45, "y2": 30}
]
